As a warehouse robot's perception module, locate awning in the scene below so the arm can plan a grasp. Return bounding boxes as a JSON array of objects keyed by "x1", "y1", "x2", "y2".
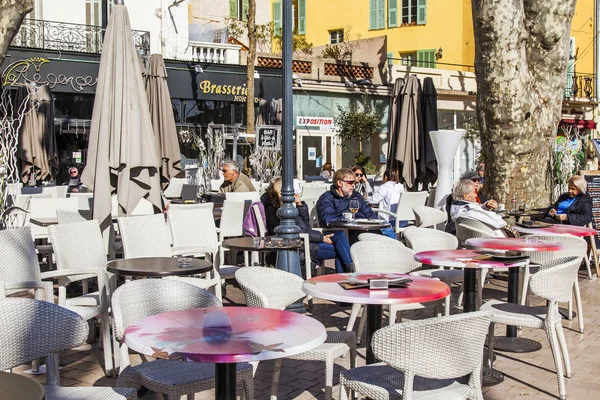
[{"x1": 559, "y1": 118, "x2": 597, "y2": 129}]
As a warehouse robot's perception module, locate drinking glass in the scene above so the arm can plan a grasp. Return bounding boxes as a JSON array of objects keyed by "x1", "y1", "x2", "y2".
[{"x1": 349, "y1": 199, "x2": 360, "y2": 220}]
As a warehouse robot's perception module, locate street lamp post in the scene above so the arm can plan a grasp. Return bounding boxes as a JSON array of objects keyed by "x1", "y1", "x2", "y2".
[{"x1": 274, "y1": 0, "x2": 301, "y2": 278}]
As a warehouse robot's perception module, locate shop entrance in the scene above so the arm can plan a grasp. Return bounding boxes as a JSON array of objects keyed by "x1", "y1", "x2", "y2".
[{"x1": 295, "y1": 129, "x2": 341, "y2": 179}]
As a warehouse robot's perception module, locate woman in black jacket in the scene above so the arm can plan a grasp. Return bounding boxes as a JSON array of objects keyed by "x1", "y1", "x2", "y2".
[
  {"x1": 545, "y1": 175, "x2": 593, "y2": 226},
  {"x1": 261, "y1": 177, "x2": 353, "y2": 273}
]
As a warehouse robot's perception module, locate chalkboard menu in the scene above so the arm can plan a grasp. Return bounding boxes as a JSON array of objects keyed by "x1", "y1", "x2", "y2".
[
  {"x1": 581, "y1": 170, "x2": 600, "y2": 246},
  {"x1": 256, "y1": 125, "x2": 281, "y2": 149}
]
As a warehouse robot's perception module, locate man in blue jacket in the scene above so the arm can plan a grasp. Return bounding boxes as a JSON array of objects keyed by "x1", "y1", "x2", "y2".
[{"x1": 316, "y1": 168, "x2": 396, "y2": 250}]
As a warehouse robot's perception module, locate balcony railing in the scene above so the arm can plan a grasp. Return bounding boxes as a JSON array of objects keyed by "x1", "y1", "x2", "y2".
[
  {"x1": 11, "y1": 18, "x2": 150, "y2": 56},
  {"x1": 189, "y1": 41, "x2": 241, "y2": 64},
  {"x1": 565, "y1": 73, "x2": 595, "y2": 100}
]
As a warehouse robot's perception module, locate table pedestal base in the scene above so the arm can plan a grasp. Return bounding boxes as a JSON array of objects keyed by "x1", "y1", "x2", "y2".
[
  {"x1": 365, "y1": 304, "x2": 383, "y2": 365},
  {"x1": 490, "y1": 336, "x2": 542, "y2": 353},
  {"x1": 482, "y1": 366, "x2": 504, "y2": 387},
  {"x1": 216, "y1": 363, "x2": 237, "y2": 400}
]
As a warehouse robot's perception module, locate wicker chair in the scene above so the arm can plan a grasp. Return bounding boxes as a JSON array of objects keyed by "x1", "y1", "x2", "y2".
[
  {"x1": 339, "y1": 311, "x2": 492, "y2": 400},
  {"x1": 403, "y1": 228, "x2": 465, "y2": 308},
  {"x1": 483, "y1": 256, "x2": 581, "y2": 400},
  {"x1": 375, "y1": 191, "x2": 428, "y2": 236},
  {"x1": 56, "y1": 208, "x2": 89, "y2": 224},
  {"x1": 347, "y1": 241, "x2": 448, "y2": 343},
  {"x1": 455, "y1": 216, "x2": 501, "y2": 247},
  {"x1": 48, "y1": 220, "x2": 114, "y2": 376},
  {"x1": 357, "y1": 232, "x2": 401, "y2": 243},
  {"x1": 218, "y1": 199, "x2": 248, "y2": 278},
  {"x1": 235, "y1": 267, "x2": 356, "y2": 400},
  {"x1": 112, "y1": 279, "x2": 254, "y2": 399},
  {"x1": 0, "y1": 298, "x2": 136, "y2": 399},
  {"x1": 521, "y1": 235, "x2": 587, "y2": 333},
  {"x1": 413, "y1": 205, "x2": 447, "y2": 229},
  {"x1": 118, "y1": 214, "x2": 173, "y2": 258},
  {"x1": 0, "y1": 227, "x2": 114, "y2": 375}
]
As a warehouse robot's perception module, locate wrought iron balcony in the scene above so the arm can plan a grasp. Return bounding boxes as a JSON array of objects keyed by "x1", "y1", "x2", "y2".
[
  {"x1": 564, "y1": 73, "x2": 595, "y2": 100},
  {"x1": 11, "y1": 18, "x2": 150, "y2": 56}
]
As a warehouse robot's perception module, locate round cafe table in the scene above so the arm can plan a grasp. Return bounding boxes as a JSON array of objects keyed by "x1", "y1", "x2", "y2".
[
  {"x1": 221, "y1": 236, "x2": 303, "y2": 252},
  {"x1": 107, "y1": 257, "x2": 213, "y2": 277},
  {"x1": 123, "y1": 307, "x2": 326, "y2": 400},
  {"x1": 302, "y1": 273, "x2": 450, "y2": 364},
  {"x1": 465, "y1": 237, "x2": 564, "y2": 353},
  {"x1": 512, "y1": 224, "x2": 597, "y2": 237},
  {"x1": 415, "y1": 249, "x2": 530, "y2": 387},
  {"x1": 0, "y1": 371, "x2": 45, "y2": 400}
]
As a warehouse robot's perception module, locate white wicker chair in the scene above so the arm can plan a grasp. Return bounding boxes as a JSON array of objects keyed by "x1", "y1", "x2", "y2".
[
  {"x1": 49, "y1": 220, "x2": 114, "y2": 376},
  {"x1": 218, "y1": 199, "x2": 248, "y2": 278},
  {"x1": 339, "y1": 311, "x2": 492, "y2": 400},
  {"x1": 235, "y1": 267, "x2": 356, "y2": 400},
  {"x1": 375, "y1": 191, "x2": 428, "y2": 235},
  {"x1": 224, "y1": 191, "x2": 261, "y2": 202},
  {"x1": 357, "y1": 232, "x2": 401, "y2": 243},
  {"x1": 403, "y1": 227, "x2": 465, "y2": 308},
  {"x1": 118, "y1": 214, "x2": 172, "y2": 258},
  {"x1": 347, "y1": 241, "x2": 448, "y2": 343},
  {"x1": 521, "y1": 235, "x2": 587, "y2": 333},
  {"x1": 0, "y1": 298, "x2": 137, "y2": 400},
  {"x1": 413, "y1": 205, "x2": 447, "y2": 229},
  {"x1": 482, "y1": 256, "x2": 582, "y2": 400},
  {"x1": 455, "y1": 216, "x2": 501, "y2": 247},
  {"x1": 56, "y1": 208, "x2": 89, "y2": 224},
  {"x1": 111, "y1": 279, "x2": 254, "y2": 399}
]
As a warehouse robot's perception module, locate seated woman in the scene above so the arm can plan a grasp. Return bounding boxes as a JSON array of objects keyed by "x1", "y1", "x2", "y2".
[
  {"x1": 446, "y1": 179, "x2": 507, "y2": 233},
  {"x1": 261, "y1": 177, "x2": 354, "y2": 273},
  {"x1": 368, "y1": 168, "x2": 404, "y2": 224},
  {"x1": 352, "y1": 165, "x2": 373, "y2": 199},
  {"x1": 545, "y1": 175, "x2": 592, "y2": 226}
]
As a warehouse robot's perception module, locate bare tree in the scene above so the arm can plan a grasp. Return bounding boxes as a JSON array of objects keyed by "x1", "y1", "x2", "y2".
[
  {"x1": 472, "y1": 0, "x2": 576, "y2": 206},
  {"x1": 0, "y1": 0, "x2": 34, "y2": 66},
  {"x1": 245, "y1": 0, "x2": 256, "y2": 135}
]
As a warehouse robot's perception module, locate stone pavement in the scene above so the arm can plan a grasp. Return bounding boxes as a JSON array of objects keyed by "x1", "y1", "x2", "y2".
[{"x1": 12, "y1": 269, "x2": 600, "y2": 399}]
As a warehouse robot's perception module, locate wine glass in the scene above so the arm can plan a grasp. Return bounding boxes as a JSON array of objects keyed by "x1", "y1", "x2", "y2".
[{"x1": 349, "y1": 199, "x2": 360, "y2": 221}]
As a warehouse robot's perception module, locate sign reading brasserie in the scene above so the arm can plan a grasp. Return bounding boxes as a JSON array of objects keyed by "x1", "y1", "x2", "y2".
[
  {"x1": 296, "y1": 116, "x2": 335, "y2": 130},
  {"x1": 256, "y1": 125, "x2": 281, "y2": 149}
]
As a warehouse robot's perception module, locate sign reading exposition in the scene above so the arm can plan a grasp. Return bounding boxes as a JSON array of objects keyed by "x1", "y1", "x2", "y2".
[
  {"x1": 581, "y1": 170, "x2": 600, "y2": 246},
  {"x1": 256, "y1": 125, "x2": 281, "y2": 149},
  {"x1": 296, "y1": 116, "x2": 335, "y2": 130}
]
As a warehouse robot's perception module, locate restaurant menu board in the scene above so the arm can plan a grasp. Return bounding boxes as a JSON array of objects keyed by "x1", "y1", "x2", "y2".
[
  {"x1": 256, "y1": 125, "x2": 281, "y2": 149},
  {"x1": 581, "y1": 170, "x2": 600, "y2": 246}
]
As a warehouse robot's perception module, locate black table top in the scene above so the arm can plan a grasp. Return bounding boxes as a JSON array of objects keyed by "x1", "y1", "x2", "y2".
[
  {"x1": 107, "y1": 257, "x2": 213, "y2": 277},
  {"x1": 327, "y1": 220, "x2": 391, "y2": 231},
  {"x1": 222, "y1": 236, "x2": 303, "y2": 252},
  {"x1": 0, "y1": 371, "x2": 44, "y2": 400}
]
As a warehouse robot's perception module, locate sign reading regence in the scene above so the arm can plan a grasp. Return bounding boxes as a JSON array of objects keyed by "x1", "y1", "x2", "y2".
[{"x1": 296, "y1": 116, "x2": 335, "y2": 130}]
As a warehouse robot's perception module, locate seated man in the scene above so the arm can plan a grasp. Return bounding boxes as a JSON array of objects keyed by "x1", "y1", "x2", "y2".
[
  {"x1": 446, "y1": 179, "x2": 506, "y2": 233},
  {"x1": 317, "y1": 168, "x2": 396, "y2": 243},
  {"x1": 218, "y1": 160, "x2": 256, "y2": 193}
]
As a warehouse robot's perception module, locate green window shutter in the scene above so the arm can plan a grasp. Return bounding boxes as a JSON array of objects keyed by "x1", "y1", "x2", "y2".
[
  {"x1": 298, "y1": 0, "x2": 306, "y2": 34},
  {"x1": 387, "y1": 51, "x2": 394, "y2": 65},
  {"x1": 388, "y1": 0, "x2": 398, "y2": 27},
  {"x1": 417, "y1": 0, "x2": 427, "y2": 25},
  {"x1": 417, "y1": 49, "x2": 435, "y2": 68},
  {"x1": 242, "y1": 0, "x2": 249, "y2": 21},
  {"x1": 229, "y1": 0, "x2": 237, "y2": 18},
  {"x1": 378, "y1": 0, "x2": 385, "y2": 28},
  {"x1": 273, "y1": 1, "x2": 282, "y2": 32},
  {"x1": 369, "y1": 0, "x2": 376, "y2": 29}
]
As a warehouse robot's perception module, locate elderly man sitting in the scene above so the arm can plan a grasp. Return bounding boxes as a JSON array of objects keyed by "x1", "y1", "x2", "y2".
[
  {"x1": 218, "y1": 160, "x2": 256, "y2": 193},
  {"x1": 446, "y1": 179, "x2": 506, "y2": 233}
]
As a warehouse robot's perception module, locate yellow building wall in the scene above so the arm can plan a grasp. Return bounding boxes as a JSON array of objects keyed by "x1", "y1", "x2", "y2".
[{"x1": 272, "y1": 0, "x2": 595, "y2": 75}]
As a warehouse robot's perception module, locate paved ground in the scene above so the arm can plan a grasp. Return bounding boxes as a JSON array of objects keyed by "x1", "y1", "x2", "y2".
[{"x1": 12, "y1": 267, "x2": 600, "y2": 399}]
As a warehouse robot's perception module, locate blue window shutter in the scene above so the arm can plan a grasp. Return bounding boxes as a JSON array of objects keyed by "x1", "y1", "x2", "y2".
[
  {"x1": 229, "y1": 0, "x2": 237, "y2": 18},
  {"x1": 298, "y1": 0, "x2": 306, "y2": 34},
  {"x1": 273, "y1": 1, "x2": 282, "y2": 32},
  {"x1": 369, "y1": 0, "x2": 377, "y2": 29},
  {"x1": 417, "y1": 0, "x2": 427, "y2": 25},
  {"x1": 388, "y1": 0, "x2": 398, "y2": 27},
  {"x1": 387, "y1": 51, "x2": 394, "y2": 65}
]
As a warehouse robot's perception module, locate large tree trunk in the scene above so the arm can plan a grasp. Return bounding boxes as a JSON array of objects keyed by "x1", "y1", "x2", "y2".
[
  {"x1": 245, "y1": 0, "x2": 256, "y2": 135},
  {"x1": 472, "y1": 0, "x2": 577, "y2": 207},
  {"x1": 0, "y1": 0, "x2": 34, "y2": 66}
]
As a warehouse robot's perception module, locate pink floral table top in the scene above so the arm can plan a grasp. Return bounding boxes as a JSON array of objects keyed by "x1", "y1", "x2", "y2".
[
  {"x1": 465, "y1": 237, "x2": 565, "y2": 252},
  {"x1": 302, "y1": 273, "x2": 450, "y2": 305},
  {"x1": 414, "y1": 250, "x2": 527, "y2": 269},
  {"x1": 123, "y1": 307, "x2": 327, "y2": 364},
  {"x1": 512, "y1": 224, "x2": 597, "y2": 237}
]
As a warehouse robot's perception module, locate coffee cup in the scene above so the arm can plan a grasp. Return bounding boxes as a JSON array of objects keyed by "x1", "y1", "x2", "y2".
[{"x1": 343, "y1": 212, "x2": 353, "y2": 222}]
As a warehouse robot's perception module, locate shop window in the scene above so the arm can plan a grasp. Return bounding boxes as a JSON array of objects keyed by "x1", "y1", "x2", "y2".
[
  {"x1": 272, "y1": 1, "x2": 302, "y2": 33},
  {"x1": 54, "y1": 93, "x2": 95, "y2": 120},
  {"x1": 400, "y1": 52, "x2": 417, "y2": 67},
  {"x1": 329, "y1": 29, "x2": 344, "y2": 44},
  {"x1": 229, "y1": 0, "x2": 249, "y2": 21}
]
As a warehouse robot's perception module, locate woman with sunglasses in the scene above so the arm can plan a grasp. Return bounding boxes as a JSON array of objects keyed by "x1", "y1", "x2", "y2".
[
  {"x1": 351, "y1": 165, "x2": 373, "y2": 199},
  {"x1": 67, "y1": 167, "x2": 82, "y2": 193}
]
